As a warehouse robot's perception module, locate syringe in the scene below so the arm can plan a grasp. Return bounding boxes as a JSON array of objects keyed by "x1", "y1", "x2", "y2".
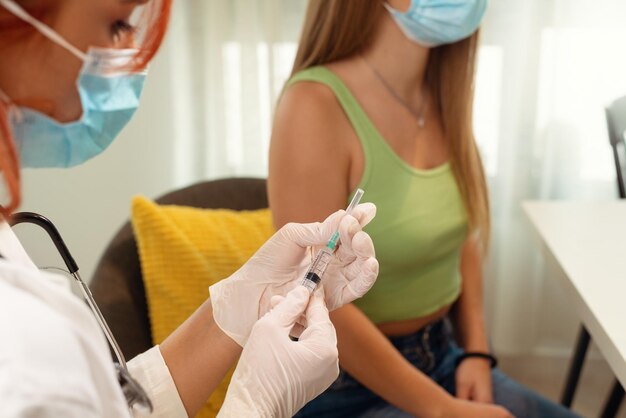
[{"x1": 301, "y1": 188, "x2": 365, "y2": 293}]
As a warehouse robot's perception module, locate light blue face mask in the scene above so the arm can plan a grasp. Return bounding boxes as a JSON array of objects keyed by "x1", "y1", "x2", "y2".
[
  {"x1": 385, "y1": 0, "x2": 487, "y2": 47},
  {"x1": 0, "y1": 0, "x2": 146, "y2": 168}
]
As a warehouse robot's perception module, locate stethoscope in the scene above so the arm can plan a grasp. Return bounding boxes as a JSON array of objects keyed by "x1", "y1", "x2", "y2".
[{"x1": 10, "y1": 212, "x2": 154, "y2": 414}]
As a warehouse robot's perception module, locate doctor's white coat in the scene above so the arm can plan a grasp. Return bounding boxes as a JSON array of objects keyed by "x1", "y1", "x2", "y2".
[{"x1": 0, "y1": 221, "x2": 187, "y2": 417}]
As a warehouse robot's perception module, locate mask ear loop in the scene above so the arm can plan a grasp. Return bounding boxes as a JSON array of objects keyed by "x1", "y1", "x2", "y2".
[
  {"x1": 0, "y1": 100, "x2": 22, "y2": 217},
  {"x1": 0, "y1": 0, "x2": 87, "y2": 62},
  {"x1": 0, "y1": 88, "x2": 10, "y2": 104},
  {"x1": 383, "y1": 2, "x2": 398, "y2": 13},
  {"x1": 0, "y1": 88, "x2": 23, "y2": 124}
]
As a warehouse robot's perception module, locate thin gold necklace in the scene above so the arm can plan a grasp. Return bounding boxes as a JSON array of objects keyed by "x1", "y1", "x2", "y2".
[{"x1": 361, "y1": 55, "x2": 428, "y2": 128}]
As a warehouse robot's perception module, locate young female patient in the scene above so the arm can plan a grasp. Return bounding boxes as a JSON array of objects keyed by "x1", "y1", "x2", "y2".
[{"x1": 269, "y1": 1, "x2": 582, "y2": 417}]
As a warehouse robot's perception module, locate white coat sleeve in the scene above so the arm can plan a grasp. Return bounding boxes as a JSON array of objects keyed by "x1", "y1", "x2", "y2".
[{"x1": 127, "y1": 346, "x2": 187, "y2": 418}]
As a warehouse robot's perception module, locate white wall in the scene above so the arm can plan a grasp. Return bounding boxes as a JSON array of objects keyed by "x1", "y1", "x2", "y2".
[{"x1": 15, "y1": 35, "x2": 180, "y2": 283}]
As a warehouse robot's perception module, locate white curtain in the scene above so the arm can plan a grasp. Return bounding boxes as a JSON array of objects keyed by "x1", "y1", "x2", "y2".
[
  {"x1": 476, "y1": 0, "x2": 626, "y2": 355},
  {"x1": 160, "y1": 0, "x2": 626, "y2": 356},
  {"x1": 165, "y1": 0, "x2": 307, "y2": 186}
]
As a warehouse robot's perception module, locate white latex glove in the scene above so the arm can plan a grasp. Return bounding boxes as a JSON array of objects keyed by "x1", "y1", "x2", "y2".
[
  {"x1": 217, "y1": 286, "x2": 339, "y2": 418},
  {"x1": 210, "y1": 203, "x2": 378, "y2": 345}
]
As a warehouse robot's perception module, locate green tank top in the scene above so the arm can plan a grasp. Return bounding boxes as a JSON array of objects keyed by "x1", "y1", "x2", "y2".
[{"x1": 288, "y1": 66, "x2": 468, "y2": 324}]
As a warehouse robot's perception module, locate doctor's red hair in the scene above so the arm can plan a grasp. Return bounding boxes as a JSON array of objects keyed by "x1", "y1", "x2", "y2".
[{"x1": 0, "y1": 0, "x2": 172, "y2": 218}]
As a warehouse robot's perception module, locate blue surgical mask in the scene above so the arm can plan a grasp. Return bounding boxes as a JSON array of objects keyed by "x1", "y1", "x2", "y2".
[
  {"x1": 385, "y1": 0, "x2": 487, "y2": 47},
  {"x1": 0, "y1": 0, "x2": 147, "y2": 168}
]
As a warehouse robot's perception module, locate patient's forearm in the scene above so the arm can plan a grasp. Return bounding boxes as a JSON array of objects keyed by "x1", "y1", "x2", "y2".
[
  {"x1": 332, "y1": 304, "x2": 453, "y2": 418},
  {"x1": 160, "y1": 299, "x2": 241, "y2": 417},
  {"x1": 454, "y1": 237, "x2": 489, "y2": 352}
]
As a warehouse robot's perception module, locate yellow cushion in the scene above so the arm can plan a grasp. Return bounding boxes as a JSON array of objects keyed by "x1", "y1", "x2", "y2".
[{"x1": 131, "y1": 196, "x2": 274, "y2": 417}]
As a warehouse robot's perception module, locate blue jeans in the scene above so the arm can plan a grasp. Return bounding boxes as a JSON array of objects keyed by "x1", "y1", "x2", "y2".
[{"x1": 295, "y1": 319, "x2": 582, "y2": 418}]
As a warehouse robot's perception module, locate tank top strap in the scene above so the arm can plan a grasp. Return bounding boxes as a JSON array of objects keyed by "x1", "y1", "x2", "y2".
[{"x1": 287, "y1": 66, "x2": 380, "y2": 187}]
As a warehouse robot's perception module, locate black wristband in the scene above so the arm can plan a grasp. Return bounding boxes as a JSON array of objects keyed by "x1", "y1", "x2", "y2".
[{"x1": 455, "y1": 352, "x2": 498, "y2": 369}]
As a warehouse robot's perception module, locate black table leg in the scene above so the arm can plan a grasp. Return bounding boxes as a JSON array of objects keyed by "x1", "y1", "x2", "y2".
[
  {"x1": 561, "y1": 325, "x2": 591, "y2": 407},
  {"x1": 600, "y1": 380, "x2": 624, "y2": 418}
]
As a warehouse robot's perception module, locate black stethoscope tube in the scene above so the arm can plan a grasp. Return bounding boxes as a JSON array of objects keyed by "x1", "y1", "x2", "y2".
[
  {"x1": 9, "y1": 211, "x2": 153, "y2": 414},
  {"x1": 11, "y1": 212, "x2": 79, "y2": 273}
]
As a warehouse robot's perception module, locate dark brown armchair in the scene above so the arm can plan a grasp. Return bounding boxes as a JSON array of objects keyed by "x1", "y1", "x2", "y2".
[{"x1": 89, "y1": 178, "x2": 268, "y2": 360}]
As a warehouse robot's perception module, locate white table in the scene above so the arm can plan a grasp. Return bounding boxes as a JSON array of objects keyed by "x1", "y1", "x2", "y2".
[{"x1": 524, "y1": 201, "x2": 626, "y2": 417}]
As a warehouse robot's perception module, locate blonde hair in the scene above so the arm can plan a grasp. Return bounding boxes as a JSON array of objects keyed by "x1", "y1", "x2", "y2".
[{"x1": 291, "y1": 0, "x2": 490, "y2": 250}]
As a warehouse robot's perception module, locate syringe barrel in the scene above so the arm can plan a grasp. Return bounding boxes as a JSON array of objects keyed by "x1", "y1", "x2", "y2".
[{"x1": 301, "y1": 247, "x2": 333, "y2": 292}]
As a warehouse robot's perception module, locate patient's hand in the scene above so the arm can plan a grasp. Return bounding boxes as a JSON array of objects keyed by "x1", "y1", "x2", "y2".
[
  {"x1": 455, "y1": 357, "x2": 494, "y2": 403},
  {"x1": 445, "y1": 398, "x2": 514, "y2": 418}
]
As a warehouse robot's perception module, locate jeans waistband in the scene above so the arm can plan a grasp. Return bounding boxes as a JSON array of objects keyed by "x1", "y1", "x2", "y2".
[
  {"x1": 386, "y1": 317, "x2": 453, "y2": 373},
  {"x1": 328, "y1": 317, "x2": 454, "y2": 391}
]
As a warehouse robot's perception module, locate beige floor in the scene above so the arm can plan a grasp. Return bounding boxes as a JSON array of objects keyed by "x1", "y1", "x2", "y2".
[{"x1": 499, "y1": 353, "x2": 625, "y2": 418}]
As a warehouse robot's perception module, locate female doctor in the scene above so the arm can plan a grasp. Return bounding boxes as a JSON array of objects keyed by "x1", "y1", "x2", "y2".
[{"x1": 0, "y1": 0, "x2": 379, "y2": 417}]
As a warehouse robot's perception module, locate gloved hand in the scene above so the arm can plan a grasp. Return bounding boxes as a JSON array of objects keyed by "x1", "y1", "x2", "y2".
[
  {"x1": 210, "y1": 203, "x2": 378, "y2": 345},
  {"x1": 217, "y1": 286, "x2": 339, "y2": 418}
]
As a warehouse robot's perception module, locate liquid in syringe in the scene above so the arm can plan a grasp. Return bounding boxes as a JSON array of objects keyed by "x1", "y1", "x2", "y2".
[{"x1": 301, "y1": 188, "x2": 365, "y2": 292}]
